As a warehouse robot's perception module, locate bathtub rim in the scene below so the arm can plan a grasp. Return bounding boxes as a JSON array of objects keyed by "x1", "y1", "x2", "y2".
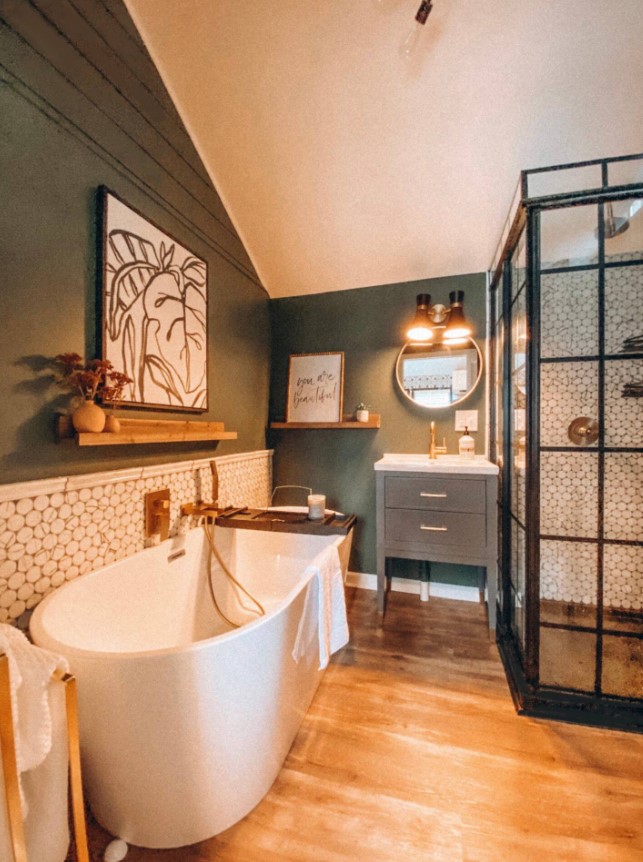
[{"x1": 30, "y1": 527, "x2": 349, "y2": 663}]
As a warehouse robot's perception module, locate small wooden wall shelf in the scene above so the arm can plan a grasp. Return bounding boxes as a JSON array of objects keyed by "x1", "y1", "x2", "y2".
[
  {"x1": 270, "y1": 414, "x2": 381, "y2": 430},
  {"x1": 56, "y1": 415, "x2": 237, "y2": 446}
]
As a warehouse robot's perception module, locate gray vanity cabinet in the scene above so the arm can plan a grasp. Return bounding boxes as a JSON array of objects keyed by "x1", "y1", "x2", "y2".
[{"x1": 375, "y1": 465, "x2": 498, "y2": 629}]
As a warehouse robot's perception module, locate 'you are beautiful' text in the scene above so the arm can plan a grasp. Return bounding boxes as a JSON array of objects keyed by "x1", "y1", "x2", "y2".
[{"x1": 293, "y1": 370, "x2": 338, "y2": 408}]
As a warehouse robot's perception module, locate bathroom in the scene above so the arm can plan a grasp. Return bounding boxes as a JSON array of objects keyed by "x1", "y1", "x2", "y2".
[{"x1": 1, "y1": 1, "x2": 642, "y2": 860}]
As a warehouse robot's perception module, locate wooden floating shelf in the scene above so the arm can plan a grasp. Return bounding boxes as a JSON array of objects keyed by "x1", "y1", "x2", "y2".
[
  {"x1": 56, "y1": 415, "x2": 237, "y2": 447},
  {"x1": 270, "y1": 414, "x2": 381, "y2": 430}
]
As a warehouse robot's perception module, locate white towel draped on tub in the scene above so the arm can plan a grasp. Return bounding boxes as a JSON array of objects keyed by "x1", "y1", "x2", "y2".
[
  {"x1": 292, "y1": 544, "x2": 349, "y2": 670},
  {"x1": 0, "y1": 623, "x2": 69, "y2": 813}
]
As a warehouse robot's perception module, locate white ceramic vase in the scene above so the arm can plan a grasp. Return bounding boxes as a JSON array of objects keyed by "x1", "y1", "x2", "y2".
[
  {"x1": 104, "y1": 413, "x2": 121, "y2": 433},
  {"x1": 71, "y1": 400, "x2": 106, "y2": 433}
]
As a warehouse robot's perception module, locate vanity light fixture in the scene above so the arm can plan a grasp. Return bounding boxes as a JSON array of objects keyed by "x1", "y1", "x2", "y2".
[
  {"x1": 443, "y1": 291, "x2": 473, "y2": 339},
  {"x1": 406, "y1": 293, "x2": 434, "y2": 341},
  {"x1": 405, "y1": 290, "x2": 473, "y2": 343}
]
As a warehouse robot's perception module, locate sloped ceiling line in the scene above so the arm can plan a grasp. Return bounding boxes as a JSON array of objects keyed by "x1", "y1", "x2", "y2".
[{"x1": 125, "y1": 0, "x2": 643, "y2": 298}]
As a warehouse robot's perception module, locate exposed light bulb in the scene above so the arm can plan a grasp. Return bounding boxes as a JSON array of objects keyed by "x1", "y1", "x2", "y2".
[
  {"x1": 407, "y1": 324, "x2": 434, "y2": 342},
  {"x1": 443, "y1": 335, "x2": 469, "y2": 347},
  {"x1": 443, "y1": 326, "x2": 471, "y2": 340}
]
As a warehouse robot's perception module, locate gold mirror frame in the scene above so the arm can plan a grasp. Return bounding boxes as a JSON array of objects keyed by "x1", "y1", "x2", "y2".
[{"x1": 395, "y1": 337, "x2": 484, "y2": 410}]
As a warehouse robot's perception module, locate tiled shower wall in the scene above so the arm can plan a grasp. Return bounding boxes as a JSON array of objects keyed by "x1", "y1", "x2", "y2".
[
  {"x1": 0, "y1": 450, "x2": 272, "y2": 625},
  {"x1": 539, "y1": 254, "x2": 642, "y2": 611}
]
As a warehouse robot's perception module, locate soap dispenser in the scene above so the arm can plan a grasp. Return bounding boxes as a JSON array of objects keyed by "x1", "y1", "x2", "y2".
[{"x1": 459, "y1": 426, "x2": 475, "y2": 458}]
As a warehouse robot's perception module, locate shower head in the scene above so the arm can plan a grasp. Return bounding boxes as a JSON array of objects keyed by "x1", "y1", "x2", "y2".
[{"x1": 604, "y1": 202, "x2": 630, "y2": 239}]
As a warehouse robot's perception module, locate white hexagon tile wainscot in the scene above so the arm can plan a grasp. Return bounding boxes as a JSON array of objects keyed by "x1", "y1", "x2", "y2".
[{"x1": 0, "y1": 451, "x2": 272, "y2": 623}]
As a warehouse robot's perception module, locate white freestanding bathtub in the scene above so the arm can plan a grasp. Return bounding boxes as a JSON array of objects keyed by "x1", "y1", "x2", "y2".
[{"x1": 30, "y1": 525, "x2": 352, "y2": 849}]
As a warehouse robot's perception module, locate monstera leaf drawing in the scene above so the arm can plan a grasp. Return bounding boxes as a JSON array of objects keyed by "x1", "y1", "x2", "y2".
[
  {"x1": 102, "y1": 196, "x2": 208, "y2": 410},
  {"x1": 106, "y1": 231, "x2": 159, "y2": 342},
  {"x1": 143, "y1": 256, "x2": 207, "y2": 406}
]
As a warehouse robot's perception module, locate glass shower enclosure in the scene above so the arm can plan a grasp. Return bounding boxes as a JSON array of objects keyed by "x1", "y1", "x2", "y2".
[{"x1": 489, "y1": 154, "x2": 643, "y2": 730}]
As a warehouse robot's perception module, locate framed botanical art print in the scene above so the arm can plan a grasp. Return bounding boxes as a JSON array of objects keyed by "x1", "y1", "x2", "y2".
[
  {"x1": 101, "y1": 188, "x2": 208, "y2": 411},
  {"x1": 286, "y1": 352, "x2": 344, "y2": 423}
]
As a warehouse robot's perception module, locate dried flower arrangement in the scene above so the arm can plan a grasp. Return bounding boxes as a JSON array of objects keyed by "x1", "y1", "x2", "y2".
[{"x1": 54, "y1": 353, "x2": 132, "y2": 404}]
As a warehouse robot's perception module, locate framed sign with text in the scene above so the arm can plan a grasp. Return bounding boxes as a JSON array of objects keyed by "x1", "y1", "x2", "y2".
[{"x1": 285, "y1": 352, "x2": 344, "y2": 423}]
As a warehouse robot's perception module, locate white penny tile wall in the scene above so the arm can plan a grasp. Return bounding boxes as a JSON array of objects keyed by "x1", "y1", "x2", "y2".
[
  {"x1": 538, "y1": 254, "x2": 642, "y2": 614},
  {"x1": 540, "y1": 540, "x2": 597, "y2": 605},
  {"x1": 0, "y1": 450, "x2": 272, "y2": 624}
]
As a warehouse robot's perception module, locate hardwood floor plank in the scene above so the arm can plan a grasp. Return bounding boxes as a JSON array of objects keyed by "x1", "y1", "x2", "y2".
[
  {"x1": 209, "y1": 768, "x2": 465, "y2": 862},
  {"x1": 69, "y1": 589, "x2": 643, "y2": 862}
]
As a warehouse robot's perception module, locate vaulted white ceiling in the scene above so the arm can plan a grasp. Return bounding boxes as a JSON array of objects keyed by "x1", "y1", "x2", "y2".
[{"x1": 125, "y1": 0, "x2": 643, "y2": 298}]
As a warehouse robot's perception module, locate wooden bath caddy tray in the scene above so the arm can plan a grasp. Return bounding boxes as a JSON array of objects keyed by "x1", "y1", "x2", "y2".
[{"x1": 214, "y1": 508, "x2": 356, "y2": 536}]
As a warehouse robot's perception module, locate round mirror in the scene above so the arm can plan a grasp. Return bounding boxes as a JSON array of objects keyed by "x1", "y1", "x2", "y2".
[{"x1": 395, "y1": 338, "x2": 483, "y2": 409}]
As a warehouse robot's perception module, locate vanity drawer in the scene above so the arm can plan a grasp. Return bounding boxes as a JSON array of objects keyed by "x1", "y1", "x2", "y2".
[
  {"x1": 384, "y1": 476, "x2": 486, "y2": 514},
  {"x1": 385, "y1": 508, "x2": 486, "y2": 548}
]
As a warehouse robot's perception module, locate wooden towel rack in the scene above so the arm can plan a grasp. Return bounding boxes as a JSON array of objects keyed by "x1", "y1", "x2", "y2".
[{"x1": 0, "y1": 653, "x2": 89, "y2": 862}]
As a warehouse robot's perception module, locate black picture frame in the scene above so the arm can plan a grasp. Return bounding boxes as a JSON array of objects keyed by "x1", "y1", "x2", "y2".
[{"x1": 100, "y1": 187, "x2": 208, "y2": 412}]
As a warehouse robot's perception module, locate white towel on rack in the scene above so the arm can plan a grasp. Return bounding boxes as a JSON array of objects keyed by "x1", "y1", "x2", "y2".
[
  {"x1": 292, "y1": 544, "x2": 349, "y2": 670},
  {"x1": 0, "y1": 624, "x2": 68, "y2": 813}
]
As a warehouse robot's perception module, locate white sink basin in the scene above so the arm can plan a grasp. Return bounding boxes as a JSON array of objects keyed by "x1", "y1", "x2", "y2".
[{"x1": 374, "y1": 453, "x2": 499, "y2": 475}]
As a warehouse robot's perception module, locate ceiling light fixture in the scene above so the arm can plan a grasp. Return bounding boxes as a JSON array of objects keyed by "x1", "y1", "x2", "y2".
[
  {"x1": 415, "y1": 1, "x2": 434, "y2": 24},
  {"x1": 402, "y1": 1, "x2": 434, "y2": 57},
  {"x1": 406, "y1": 291, "x2": 473, "y2": 343}
]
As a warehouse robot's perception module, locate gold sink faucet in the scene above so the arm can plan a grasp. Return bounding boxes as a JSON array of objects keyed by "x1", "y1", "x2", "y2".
[{"x1": 429, "y1": 421, "x2": 448, "y2": 460}]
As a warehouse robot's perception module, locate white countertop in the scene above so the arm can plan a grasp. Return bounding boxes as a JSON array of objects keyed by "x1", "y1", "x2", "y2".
[{"x1": 374, "y1": 453, "x2": 499, "y2": 475}]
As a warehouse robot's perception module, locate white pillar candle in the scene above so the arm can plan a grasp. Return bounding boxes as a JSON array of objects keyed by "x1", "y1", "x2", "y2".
[{"x1": 307, "y1": 494, "x2": 326, "y2": 520}]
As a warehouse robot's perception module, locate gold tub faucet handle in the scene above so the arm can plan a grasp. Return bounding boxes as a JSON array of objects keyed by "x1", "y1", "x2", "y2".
[{"x1": 180, "y1": 501, "x2": 219, "y2": 519}]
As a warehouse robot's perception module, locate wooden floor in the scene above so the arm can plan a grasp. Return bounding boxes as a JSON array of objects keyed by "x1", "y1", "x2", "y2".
[{"x1": 71, "y1": 590, "x2": 643, "y2": 862}]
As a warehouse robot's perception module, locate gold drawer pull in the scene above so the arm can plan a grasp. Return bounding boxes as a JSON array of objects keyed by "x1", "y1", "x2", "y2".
[
  {"x1": 421, "y1": 525, "x2": 448, "y2": 532},
  {"x1": 420, "y1": 492, "x2": 447, "y2": 498}
]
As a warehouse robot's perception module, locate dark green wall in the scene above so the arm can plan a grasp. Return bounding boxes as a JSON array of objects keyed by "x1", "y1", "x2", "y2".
[
  {"x1": 0, "y1": 0, "x2": 270, "y2": 483},
  {"x1": 0, "y1": 0, "x2": 487, "y2": 591},
  {"x1": 269, "y1": 274, "x2": 487, "y2": 581}
]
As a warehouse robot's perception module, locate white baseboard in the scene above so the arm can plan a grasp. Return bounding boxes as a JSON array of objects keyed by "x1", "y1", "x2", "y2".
[{"x1": 346, "y1": 571, "x2": 481, "y2": 603}]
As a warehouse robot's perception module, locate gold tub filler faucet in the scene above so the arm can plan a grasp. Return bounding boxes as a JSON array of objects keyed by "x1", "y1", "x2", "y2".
[
  {"x1": 144, "y1": 489, "x2": 170, "y2": 542},
  {"x1": 180, "y1": 460, "x2": 221, "y2": 520},
  {"x1": 180, "y1": 501, "x2": 220, "y2": 520},
  {"x1": 429, "y1": 421, "x2": 447, "y2": 460}
]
